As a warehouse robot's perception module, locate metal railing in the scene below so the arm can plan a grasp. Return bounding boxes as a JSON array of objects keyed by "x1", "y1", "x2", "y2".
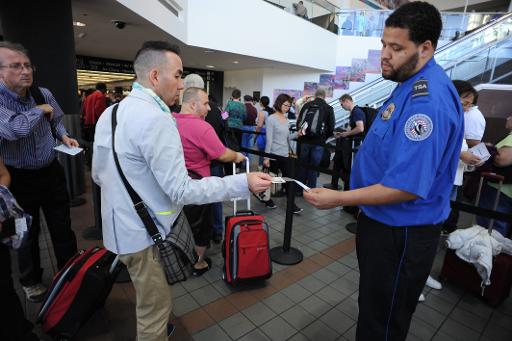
[{"x1": 331, "y1": 12, "x2": 512, "y2": 127}]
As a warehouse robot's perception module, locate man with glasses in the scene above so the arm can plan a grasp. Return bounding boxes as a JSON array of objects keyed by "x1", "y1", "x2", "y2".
[
  {"x1": 0, "y1": 41, "x2": 78, "y2": 302},
  {"x1": 453, "y1": 80, "x2": 486, "y2": 147}
]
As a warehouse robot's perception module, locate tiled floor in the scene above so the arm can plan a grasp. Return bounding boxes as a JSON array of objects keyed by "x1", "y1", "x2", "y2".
[{"x1": 14, "y1": 171, "x2": 512, "y2": 341}]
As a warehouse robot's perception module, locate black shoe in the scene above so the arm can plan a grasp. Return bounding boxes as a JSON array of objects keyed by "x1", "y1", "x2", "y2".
[
  {"x1": 265, "y1": 200, "x2": 277, "y2": 209},
  {"x1": 293, "y1": 205, "x2": 303, "y2": 214},
  {"x1": 192, "y1": 257, "x2": 212, "y2": 277},
  {"x1": 212, "y1": 233, "x2": 222, "y2": 244}
]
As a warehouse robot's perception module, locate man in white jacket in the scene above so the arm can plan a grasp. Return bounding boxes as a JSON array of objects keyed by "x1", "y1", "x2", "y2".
[{"x1": 92, "y1": 41, "x2": 272, "y2": 341}]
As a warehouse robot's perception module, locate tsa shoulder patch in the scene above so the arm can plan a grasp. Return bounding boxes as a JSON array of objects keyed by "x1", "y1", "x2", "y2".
[
  {"x1": 412, "y1": 79, "x2": 429, "y2": 98},
  {"x1": 404, "y1": 114, "x2": 433, "y2": 141}
]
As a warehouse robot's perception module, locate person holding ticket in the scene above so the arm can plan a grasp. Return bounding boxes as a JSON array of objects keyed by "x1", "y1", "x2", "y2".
[
  {"x1": 304, "y1": 3, "x2": 464, "y2": 340},
  {"x1": 0, "y1": 42, "x2": 78, "y2": 303}
]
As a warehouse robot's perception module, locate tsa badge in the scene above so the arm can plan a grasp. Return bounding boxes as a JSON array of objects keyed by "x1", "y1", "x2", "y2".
[
  {"x1": 404, "y1": 114, "x2": 433, "y2": 141},
  {"x1": 381, "y1": 103, "x2": 395, "y2": 121}
]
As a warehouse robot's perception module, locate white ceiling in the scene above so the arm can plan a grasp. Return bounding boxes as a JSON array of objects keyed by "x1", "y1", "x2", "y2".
[{"x1": 71, "y1": 0, "x2": 320, "y2": 72}]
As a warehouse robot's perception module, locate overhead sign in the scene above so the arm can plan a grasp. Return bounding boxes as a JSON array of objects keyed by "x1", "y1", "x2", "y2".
[{"x1": 76, "y1": 55, "x2": 134, "y2": 74}]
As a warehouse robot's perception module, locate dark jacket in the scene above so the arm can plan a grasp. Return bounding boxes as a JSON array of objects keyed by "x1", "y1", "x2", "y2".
[
  {"x1": 297, "y1": 97, "x2": 335, "y2": 144},
  {"x1": 205, "y1": 102, "x2": 226, "y2": 167}
]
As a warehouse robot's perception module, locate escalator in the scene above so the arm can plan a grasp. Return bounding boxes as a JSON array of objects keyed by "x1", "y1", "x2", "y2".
[{"x1": 332, "y1": 12, "x2": 512, "y2": 127}]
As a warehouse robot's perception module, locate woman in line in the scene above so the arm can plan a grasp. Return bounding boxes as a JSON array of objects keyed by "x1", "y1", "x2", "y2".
[{"x1": 263, "y1": 94, "x2": 303, "y2": 214}]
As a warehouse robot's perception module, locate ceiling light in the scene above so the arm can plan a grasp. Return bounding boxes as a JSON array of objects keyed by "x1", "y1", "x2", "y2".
[
  {"x1": 205, "y1": 65, "x2": 215, "y2": 68},
  {"x1": 233, "y1": 61, "x2": 239, "y2": 64},
  {"x1": 73, "y1": 21, "x2": 87, "y2": 27}
]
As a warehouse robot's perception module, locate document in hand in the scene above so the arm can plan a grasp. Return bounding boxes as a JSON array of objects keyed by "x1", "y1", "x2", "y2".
[
  {"x1": 54, "y1": 144, "x2": 83, "y2": 156},
  {"x1": 468, "y1": 142, "x2": 491, "y2": 163}
]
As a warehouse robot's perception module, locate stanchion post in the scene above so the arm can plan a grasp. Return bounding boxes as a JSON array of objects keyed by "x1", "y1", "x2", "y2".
[
  {"x1": 270, "y1": 156, "x2": 303, "y2": 265},
  {"x1": 324, "y1": 139, "x2": 342, "y2": 190}
]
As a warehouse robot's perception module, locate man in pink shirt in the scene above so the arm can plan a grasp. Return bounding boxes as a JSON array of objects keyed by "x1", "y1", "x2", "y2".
[{"x1": 174, "y1": 87, "x2": 244, "y2": 275}]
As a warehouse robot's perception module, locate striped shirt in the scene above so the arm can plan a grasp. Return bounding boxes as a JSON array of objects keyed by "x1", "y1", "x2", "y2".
[{"x1": 0, "y1": 82, "x2": 68, "y2": 169}]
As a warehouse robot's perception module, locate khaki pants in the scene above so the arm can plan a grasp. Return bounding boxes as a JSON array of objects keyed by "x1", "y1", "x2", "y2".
[{"x1": 119, "y1": 246, "x2": 172, "y2": 341}]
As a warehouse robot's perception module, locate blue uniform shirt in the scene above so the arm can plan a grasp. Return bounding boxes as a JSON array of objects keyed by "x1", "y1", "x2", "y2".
[{"x1": 350, "y1": 58, "x2": 464, "y2": 226}]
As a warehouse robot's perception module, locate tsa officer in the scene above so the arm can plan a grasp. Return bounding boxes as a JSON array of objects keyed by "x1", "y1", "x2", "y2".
[{"x1": 303, "y1": 2, "x2": 464, "y2": 340}]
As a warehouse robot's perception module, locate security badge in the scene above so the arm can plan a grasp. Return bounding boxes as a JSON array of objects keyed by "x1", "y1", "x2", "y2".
[
  {"x1": 404, "y1": 114, "x2": 433, "y2": 141},
  {"x1": 412, "y1": 79, "x2": 429, "y2": 98},
  {"x1": 381, "y1": 103, "x2": 395, "y2": 120}
]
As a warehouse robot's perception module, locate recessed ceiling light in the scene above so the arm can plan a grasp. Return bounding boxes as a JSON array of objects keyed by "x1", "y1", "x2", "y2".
[
  {"x1": 73, "y1": 21, "x2": 87, "y2": 27},
  {"x1": 204, "y1": 50, "x2": 214, "y2": 53},
  {"x1": 205, "y1": 65, "x2": 215, "y2": 68},
  {"x1": 233, "y1": 61, "x2": 239, "y2": 64}
]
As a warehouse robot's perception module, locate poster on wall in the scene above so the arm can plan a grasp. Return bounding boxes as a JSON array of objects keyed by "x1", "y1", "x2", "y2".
[
  {"x1": 273, "y1": 89, "x2": 303, "y2": 102},
  {"x1": 334, "y1": 66, "x2": 351, "y2": 89},
  {"x1": 319, "y1": 74, "x2": 336, "y2": 88},
  {"x1": 350, "y1": 58, "x2": 367, "y2": 82},
  {"x1": 303, "y1": 82, "x2": 318, "y2": 96},
  {"x1": 366, "y1": 50, "x2": 381, "y2": 74}
]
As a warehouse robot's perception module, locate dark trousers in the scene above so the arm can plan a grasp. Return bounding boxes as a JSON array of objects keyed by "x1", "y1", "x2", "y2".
[
  {"x1": 7, "y1": 160, "x2": 77, "y2": 286},
  {"x1": 296, "y1": 142, "x2": 324, "y2": 190},
  {"x1": 356, "y1": 213, "x2": 440, "y2": 341},
  {"x1": 0, "y1": 243, "x2": 38, "y2": 341}
]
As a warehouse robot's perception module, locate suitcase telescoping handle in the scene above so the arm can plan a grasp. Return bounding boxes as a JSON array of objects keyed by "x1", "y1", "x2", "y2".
[
  {"x1": 233, "y1": 157, "x2": 251, "y2": 214},
  {"x1": 474, "y1": 172, "x2": 505, "y2": 234}
]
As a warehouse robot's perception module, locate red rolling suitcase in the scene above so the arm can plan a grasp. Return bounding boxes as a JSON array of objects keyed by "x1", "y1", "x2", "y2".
[
  {"x1": 440, "y1": 172, "x2": 512, "y2": 306},
  {"x1": 37, "y1": 247, "x2": 120, "y2": 339},
  {"x1": 222, "y1": 160, "x2": 272, "y2": 286}
]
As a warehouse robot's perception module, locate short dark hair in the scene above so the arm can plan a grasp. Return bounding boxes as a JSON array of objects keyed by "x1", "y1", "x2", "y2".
[
  {"x1": 243, "y1": 95, "x2": 253, "y2": 102},
  {"x1": 96, "y1": 82, "x2": 107, "y2": 92},
  {"x1": 385, "y1": 1, "x2": 442, "y2": 48},
  {"x1": 232, "y1": 89, "x2": 241, "y2": 99},
  {"x1": 133, "y1": 41, "x2": 181, "y2": 78},
  {"x1": 134, "y1": 41, "x2": 180, "y2": 61},
  {"x1": 273, "y1": 93, "x2": 292, "y2": 112},
  {"x1": 452, "y1": 80, "x2": 478, "y2": 104},
  {"x1": 260, "y1": 96, "x2": 270, "y2": 107},
  {"x1": 339, "y1": 94, "x2": 352, "y2": 102}
]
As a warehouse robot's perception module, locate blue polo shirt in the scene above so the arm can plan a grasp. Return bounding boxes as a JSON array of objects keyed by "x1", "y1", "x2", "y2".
[{"x1": 350, "y1": 58, "x2": 464, "y2": 226}]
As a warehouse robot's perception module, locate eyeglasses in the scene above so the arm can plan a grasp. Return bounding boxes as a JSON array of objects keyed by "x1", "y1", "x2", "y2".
[
  {"x1": 461, "y1": 100, "x2": 474, "y2": 109},
  {"x1": 0, "y1": 63, "x2": 35, "y2": 72},
  {"x1": 282, "y1": 103, "x2": 291, "y2": 107}
]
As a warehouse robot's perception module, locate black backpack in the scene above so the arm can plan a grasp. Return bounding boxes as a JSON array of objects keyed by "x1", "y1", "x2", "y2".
[
  {"x1": 359, "y1": 106, "x2": 378, "y2": 132},
  {"x1": 299, "y1": 104, "x2": 325, "y2": 137}
]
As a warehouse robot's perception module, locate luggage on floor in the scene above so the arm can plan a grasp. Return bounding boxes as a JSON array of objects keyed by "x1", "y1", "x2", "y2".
[
  {"x1": 440, "y1": 172, "x2": 512, "y2": 306},
  {"x1": 37, "y1": 246, "x2": 120, "y2": 339},
  {"x1": 222, "y1": 159, "x2": 272, "y2": 286}
]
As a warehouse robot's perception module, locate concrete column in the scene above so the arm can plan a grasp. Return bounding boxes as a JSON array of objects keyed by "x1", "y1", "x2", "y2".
[{"x1": 0, "y1": 0, "x2": 79, "y2": 116}]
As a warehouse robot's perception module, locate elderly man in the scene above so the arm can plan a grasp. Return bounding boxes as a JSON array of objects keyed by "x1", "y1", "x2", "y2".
[
  {"x1": 92, "y1": 41, "x2": 271, "y2": 341},
  {"x1": 0, "y1": 41, "x2": 78, "y2": 302}
]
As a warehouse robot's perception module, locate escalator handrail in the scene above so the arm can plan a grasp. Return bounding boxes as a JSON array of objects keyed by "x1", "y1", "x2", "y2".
[{"x1": 339, "y1": 12, "x2": 512, "y2": 100}]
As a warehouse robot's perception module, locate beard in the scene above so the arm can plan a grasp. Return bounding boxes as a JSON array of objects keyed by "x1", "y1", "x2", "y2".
[{"x1": 382, "y1": 52, "x2": 419, "y2": 82}]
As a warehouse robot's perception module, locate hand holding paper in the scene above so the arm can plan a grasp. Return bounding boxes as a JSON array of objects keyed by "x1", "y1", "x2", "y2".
[
  {"x1": 54, "y1": 144, "x2": 83, "y2": 156},
  {"x1": 468, "y1": 142, "x2": 490, "y2": 163}
]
